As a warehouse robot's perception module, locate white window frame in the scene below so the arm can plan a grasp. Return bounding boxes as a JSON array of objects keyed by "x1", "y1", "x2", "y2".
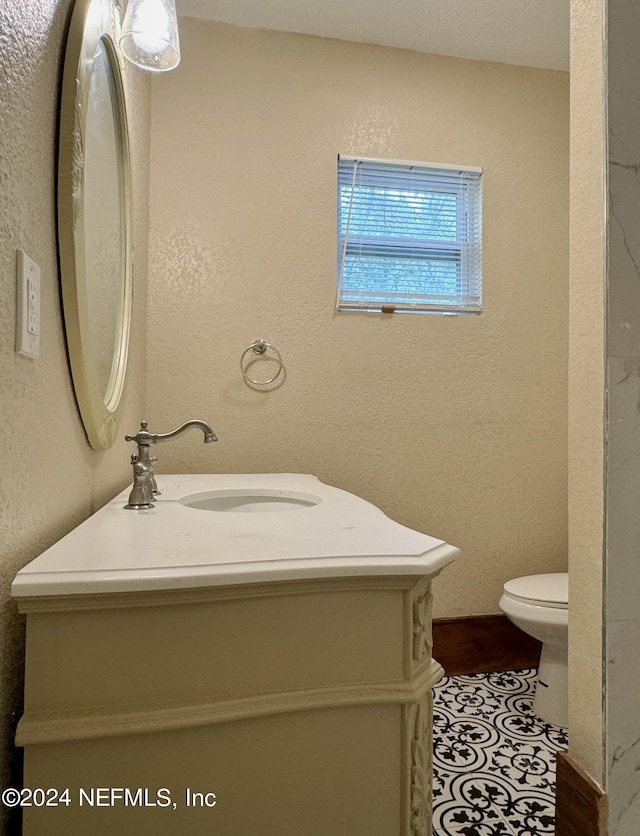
[{"x1": 337, "y1": 155, "x2": 483, "y2": 315}]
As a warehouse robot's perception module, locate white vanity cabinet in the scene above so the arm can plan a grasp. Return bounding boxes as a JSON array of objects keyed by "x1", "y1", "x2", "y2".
[{"x1": 13, "y1": 475, "x2": 459, "y2": 836}]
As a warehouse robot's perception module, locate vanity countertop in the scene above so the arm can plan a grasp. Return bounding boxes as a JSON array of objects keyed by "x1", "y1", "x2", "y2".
[{"x1": 12, "y1": 474, "x2": 460, "y2": 598}]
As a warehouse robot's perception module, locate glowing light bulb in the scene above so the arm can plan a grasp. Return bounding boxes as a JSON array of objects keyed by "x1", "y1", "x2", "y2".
[
  {"x1": 119, "y1": 0, "x2": 180, "y2": 72},
  {"x1": 131, "y1": 0, "x2": 170, "y2": 54}
]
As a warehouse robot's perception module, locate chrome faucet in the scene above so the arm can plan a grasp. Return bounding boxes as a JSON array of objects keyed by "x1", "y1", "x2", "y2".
[{"x1": 124, "y1": 419, "x2": 218, "y2": 509}]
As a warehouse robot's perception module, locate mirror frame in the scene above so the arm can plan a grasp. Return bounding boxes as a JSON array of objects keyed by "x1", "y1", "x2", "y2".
[{"x1": 58, "y1": 0, "x2": 133, "y2": 450}]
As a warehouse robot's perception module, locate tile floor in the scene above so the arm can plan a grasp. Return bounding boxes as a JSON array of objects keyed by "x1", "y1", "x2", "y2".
[{"x1": 432, "y1": 669, "x2": 568, "y2": 836}]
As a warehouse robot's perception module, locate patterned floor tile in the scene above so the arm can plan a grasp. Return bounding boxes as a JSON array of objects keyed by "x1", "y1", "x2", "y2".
[{"x1": 432, "y1": 669, "x2": 568, "y2": 836}]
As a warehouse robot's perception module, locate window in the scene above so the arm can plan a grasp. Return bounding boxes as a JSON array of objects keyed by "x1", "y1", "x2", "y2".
[{"x1": 337, "y1": 156, "x2": 482, "y2": 314}]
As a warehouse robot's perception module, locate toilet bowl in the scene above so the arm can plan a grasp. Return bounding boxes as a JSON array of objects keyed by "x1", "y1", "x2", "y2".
[{"x1": 499, "y1": 573, "x2": 568, "y2": 728}]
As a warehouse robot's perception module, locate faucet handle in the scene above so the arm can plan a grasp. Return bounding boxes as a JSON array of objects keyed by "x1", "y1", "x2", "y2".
[{"x1": 125, "y1": 420, "x2": 155, "y2": 445}]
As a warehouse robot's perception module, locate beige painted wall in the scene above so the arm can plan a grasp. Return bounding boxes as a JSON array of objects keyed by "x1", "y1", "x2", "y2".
[
  {"x1": 567, "y1": 0, "x2": 606, "y2": 786},
  {"x1": 0, "y1": 0, "x2": 150, "y2": 827},
  {"x1": 148, "y1": 20, "x2": 569, "y2": 618}
]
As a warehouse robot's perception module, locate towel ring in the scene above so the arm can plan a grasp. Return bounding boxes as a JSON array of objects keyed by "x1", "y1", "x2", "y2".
[{"x1": 240, "y1": 339, "x2": 283, "y2": 386}]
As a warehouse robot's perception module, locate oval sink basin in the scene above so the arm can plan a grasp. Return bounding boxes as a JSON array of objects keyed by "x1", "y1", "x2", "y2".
[{"x1": 180, "y1": 489, "x2": 322, "y2": 513}]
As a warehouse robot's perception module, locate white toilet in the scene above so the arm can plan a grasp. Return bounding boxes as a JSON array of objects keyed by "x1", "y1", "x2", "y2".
[{"x1": 499, "y1": 572, "x2": 568, "y2": 728}]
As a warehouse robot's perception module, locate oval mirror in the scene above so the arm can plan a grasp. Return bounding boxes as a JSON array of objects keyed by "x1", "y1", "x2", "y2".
[{"x1": 58, "y1": 0, "x2": 132, "y2": 450}]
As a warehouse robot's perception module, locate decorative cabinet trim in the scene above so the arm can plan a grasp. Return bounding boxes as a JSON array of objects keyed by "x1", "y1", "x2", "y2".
[
  {"x1": 412, "y1": 589, "x2": 432, "y2": 663},
  {"x1": 17, "y1": 661, "x2": 444, "y2": 747},
  {"x1": 402, "y1": 698, "x2": 433, "y2": 836},
  {"x1": 404, "y1": 580, "x2": 433, "y2": 678}
]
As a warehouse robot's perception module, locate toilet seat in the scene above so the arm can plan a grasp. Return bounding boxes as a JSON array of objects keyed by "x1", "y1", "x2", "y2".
[{"x1": 502, "y1": 573, "x2": 568, "y2": 609}]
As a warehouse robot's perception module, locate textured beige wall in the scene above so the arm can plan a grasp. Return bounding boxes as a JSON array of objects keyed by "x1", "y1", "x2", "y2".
[
  {"x1": 148, "y1": 20, "x2": 569, "y2": 618},
  {"x1": 567, "y1": 0, "x2": 606, "y2": 785},
  {"x1": 0, "y1": 0, "x2": 150, "y2": 827}
]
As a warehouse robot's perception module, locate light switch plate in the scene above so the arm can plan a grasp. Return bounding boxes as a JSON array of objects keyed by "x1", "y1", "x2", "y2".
[{"x1": 16, "y1": 249, "x2": 40, "y2": 359}]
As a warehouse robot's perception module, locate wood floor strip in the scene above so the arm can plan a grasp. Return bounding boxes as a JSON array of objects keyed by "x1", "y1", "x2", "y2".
[
  {"x1": 555, "y1": 751, "x2": 608, "y2": 836},
  {"x1": 432, "y1": 613, "x2": 542, "y2": 675}
]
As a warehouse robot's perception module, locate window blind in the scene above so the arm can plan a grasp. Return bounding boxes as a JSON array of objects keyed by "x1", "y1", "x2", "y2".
[{"x1": 337, "y1": 155, "x2": 482, "y2": 314}]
